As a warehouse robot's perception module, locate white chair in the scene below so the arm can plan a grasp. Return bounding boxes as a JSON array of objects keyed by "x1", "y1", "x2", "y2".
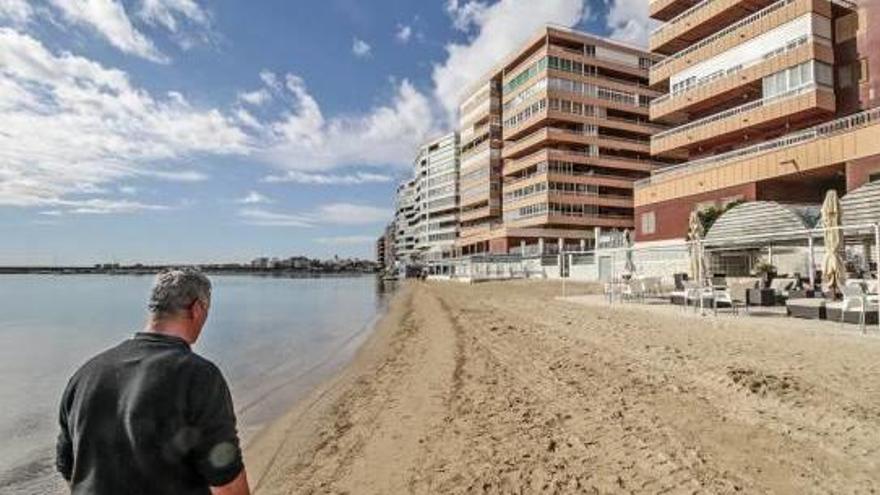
[{"x1": 828, "y1": 284, "x2": 878, "y2": 332}]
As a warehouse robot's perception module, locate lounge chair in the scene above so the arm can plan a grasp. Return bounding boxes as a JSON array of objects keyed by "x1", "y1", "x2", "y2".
[{"x1": 769, "y1": 277, "x2": 796, "y2": 303}]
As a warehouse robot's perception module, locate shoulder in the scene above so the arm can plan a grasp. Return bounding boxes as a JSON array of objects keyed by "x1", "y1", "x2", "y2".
[{"x1": 184, "y1": 353, "x2": 228, "y2": 389}]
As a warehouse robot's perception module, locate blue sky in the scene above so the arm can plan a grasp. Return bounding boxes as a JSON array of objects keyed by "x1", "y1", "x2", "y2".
[{"x1": 0, "y1": 0, "x2": 650, "y2": 265}]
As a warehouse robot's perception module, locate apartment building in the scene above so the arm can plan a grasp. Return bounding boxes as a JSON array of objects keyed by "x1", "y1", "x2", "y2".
[
  {"x1": 394, "y1": 178, "x2": 418, "y2": 267},
  {"x1": 376, "y1": 222, "x2": 395, "y2": 273},
  {"x1": 392, "y1": 132, "x2": 460, "y2": 272},
  {"x1": 457, "y1": 79, "x2": 504, "y2": 255},
  {"x1": 457, "y1": 26, "x2": 674, "y2": 255},
  {"x1": 416, "y1": 132, "x2": 461, "y2": 264},
  {"x1": 635, "y1": 0, "x2": 880, "y2": 242}
]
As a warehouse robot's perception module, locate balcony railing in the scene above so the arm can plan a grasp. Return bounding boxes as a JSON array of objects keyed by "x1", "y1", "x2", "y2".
[
  {"x1": 637, "y1": 106, "x2": 880, "y2": 187},
  {"x1": 651, "y1": 0, "x2": 798, "y2": 76},
  {"x1": 651, "y1": 34, "x2": 821, "y2": 107},
  {"x1": 653, "y1": 83, "x2": 822, "y2": 141},
  {"x1": 652, "y1": 0, "x2": 720, "y2": 38}
]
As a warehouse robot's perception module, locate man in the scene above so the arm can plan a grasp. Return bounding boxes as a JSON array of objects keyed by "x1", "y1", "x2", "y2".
[{"x1": 56, "y1": 268, "x2": 250, "y2": 495}]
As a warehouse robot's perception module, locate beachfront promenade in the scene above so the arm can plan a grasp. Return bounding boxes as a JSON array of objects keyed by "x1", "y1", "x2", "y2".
[{"x1": 246, "y1": 280, "x2": 880, "y2": 493}]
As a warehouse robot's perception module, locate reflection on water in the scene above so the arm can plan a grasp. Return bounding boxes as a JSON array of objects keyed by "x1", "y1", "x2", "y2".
[{"x1": 0, "y1": 274, "x2": 392, "y2": 494}]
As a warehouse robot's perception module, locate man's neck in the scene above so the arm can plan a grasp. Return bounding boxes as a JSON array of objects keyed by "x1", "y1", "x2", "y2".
[{"x1": 145, "y1": 321, "x2": 195, "y2": 344}]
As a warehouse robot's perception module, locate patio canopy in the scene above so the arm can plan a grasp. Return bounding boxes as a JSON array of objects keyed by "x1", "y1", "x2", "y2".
[
  {"x1": 704, "y1": 201, "x2": 821, "y2": 247},
  {"x1": 842, "y1": 181, "x2": 880, "y2": 235}
]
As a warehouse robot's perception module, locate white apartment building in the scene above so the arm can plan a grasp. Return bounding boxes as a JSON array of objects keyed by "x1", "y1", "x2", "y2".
[
  {"x1": 392, "y1": 132, "x2": 461, "y2": 275},
  {"x1": 416, "y1": 132, "x2": 460, "y2": 265}
]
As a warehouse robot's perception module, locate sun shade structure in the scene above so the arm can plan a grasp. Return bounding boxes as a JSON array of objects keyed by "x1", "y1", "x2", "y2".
[
  {"x1": 623, "y1": 229, "x2": 637, "y2": 275},
  {"x1": 704, "y1": 201, "x2": 821, "y2": 247},
  {"x1": 687, "y1": 210, "x2": 705, "y2": 281},
  {"x1": 822, "y1": 190, "x2": 845, "y2": 294},
  {"x1": 842, "y1": 181, "x2": 880, "y2": 235}
]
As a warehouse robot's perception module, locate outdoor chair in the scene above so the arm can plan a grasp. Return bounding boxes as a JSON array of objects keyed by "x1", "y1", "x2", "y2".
[
  {"x1": 826, "y1": 284, "x2": 879, "y2": 331},
  {"x1": 641, "y1": 277, "x2": 664, "y2": 300},
  {"x1": 725, "y1": 283, "x2": 750, "y2": 315},
  {"x1": 621, "y1": 279, "x2": 646, "y2": 303}
]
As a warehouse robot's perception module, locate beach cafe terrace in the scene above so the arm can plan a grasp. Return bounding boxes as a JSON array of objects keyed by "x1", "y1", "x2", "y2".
[{"x1": 567, "y1": 183, "x2": 880, "y2": 333}]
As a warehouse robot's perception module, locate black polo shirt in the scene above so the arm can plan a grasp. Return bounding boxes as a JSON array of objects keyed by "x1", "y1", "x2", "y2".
[{"x1": 56, "y1": 332, "x2": 244, "y2": 495}]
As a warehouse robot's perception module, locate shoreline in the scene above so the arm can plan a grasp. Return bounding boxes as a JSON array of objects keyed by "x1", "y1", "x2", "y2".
[{"x1": 243, "y1": 282, "x2": 415, "y2": 491}]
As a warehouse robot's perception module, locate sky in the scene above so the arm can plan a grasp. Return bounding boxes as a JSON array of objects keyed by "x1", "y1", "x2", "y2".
[{"x1": 0, "y1": 0, "x2": 652, "y2": 265}]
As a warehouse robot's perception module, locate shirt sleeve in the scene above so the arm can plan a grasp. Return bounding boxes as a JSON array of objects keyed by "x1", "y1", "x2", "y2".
[
  {"x1": 187, "y1": 360, "x2": 244, "y2": 487},
  {"x1": 56, "y1": 382, "x2": 74, "y2": 481}
]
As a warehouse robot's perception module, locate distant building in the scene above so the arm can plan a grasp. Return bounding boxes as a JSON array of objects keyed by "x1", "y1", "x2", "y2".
[{"x1": 250, "y1": 257, "x2": 269, "y2": 269}]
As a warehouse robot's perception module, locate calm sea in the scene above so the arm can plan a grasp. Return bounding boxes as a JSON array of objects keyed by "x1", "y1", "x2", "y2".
[{"x1": 0, "y1": 274, "x2": 392, "y2": 494}]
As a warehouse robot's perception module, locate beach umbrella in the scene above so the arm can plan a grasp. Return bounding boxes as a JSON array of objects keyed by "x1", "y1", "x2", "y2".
[
  {"x1": 821, "y1": 190, "x2": 845, "y2": 295},
  {"x1": 623, "y1": 229, "x2": 636, "y2": 274},
  {"x1": 687, "y1": 210, "x2": 705, "y2": 282}
]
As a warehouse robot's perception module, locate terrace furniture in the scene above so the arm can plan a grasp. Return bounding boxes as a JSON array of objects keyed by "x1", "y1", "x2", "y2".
[
  {"x1": 726, "y1": 283, "x2": 750, "y2": 315},
  {"x1": 748, "y1": 288, "x2": 777, "y2": 307},
  {"x1": 786, "y1": 298, "x2": 827, "y2": 320},
  {"x1": 641, "y1": 277, "x2": 665, "y2": 300},
  {"x1": 621, "y1": 279, "x2": 646, "y2": 303},
  {"x1": 826, "y1": 284, "x2": 879, "y2": 328},
  {"x1": 769, "y1": 277, "x2": 797, "y2": 303}
]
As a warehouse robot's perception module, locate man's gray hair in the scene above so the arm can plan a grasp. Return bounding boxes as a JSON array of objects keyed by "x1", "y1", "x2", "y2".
[{"x1": 148, "y1": 268, "x2": 212, "y2": 318}]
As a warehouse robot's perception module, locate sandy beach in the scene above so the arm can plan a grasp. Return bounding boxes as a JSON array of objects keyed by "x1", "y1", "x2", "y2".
[{"x1": 246, "y1": 280, "x2": 880, "y2": 494}]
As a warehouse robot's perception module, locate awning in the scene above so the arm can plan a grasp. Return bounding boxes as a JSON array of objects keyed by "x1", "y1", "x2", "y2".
[
  {"x1": 704, "y1": 201, "x2": 821, "y2": 247},
  {"x1": 842, "y1": 181, "x2": 880, "y2": 235}
]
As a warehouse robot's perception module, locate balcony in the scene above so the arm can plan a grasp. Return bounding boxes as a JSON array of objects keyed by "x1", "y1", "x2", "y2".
[
  {"x1": 651, "y1": 83, "x2": 835, "y2": 156},
  {"x1": 507, "y1": 211, "x2": 634, "y2": 229},
  {"x1": 649, "y1": 0, "x2": 831, "y2": 87},
  {"x1": 650, "y1": 0, "x2": 777, "y2": 54},
  {"x1": 636, "y1": 107, "x2": 880, "y2": 206},
  {"x1": 651, "y1": 0, "x2": 702, "y2": 23},
  {"x1": 503, "y1": 127, "x2": 651, "y2": 160},
  {"x1": 650, "y1": 35, "x2": 833, "y2": 121},
  {"x1": 504, "y1": 147, "x2": 663, "y2": 176}
]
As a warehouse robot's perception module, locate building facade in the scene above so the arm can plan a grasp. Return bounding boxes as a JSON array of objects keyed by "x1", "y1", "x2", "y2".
[
  {"x1": 392, "y1": 132, "x2": 460, "y2": 274},
  {"x1": 635, "y1": 0, "x2": 880, "y2": 243},
  {"x1": 394, "y1": 178, "x2": 418, "y2": 267},
  {"x1": 415, "y1": 132, "x2": 461, "y2": 264},
  {"x1": 456, "y1": 26, "x2": 674, "y2": 256},
  {"x1": 457, "y1": 79, "x2": 504, "y2": 255}
]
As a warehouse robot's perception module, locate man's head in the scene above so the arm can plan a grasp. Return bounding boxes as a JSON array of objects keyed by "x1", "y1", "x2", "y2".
[{"x1": 147, "y1": 268, "x2": 212, "y2": 343}]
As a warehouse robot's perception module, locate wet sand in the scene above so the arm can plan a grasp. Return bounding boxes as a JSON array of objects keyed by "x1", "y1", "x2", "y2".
[{"x1": 246, "y1": 280, "x2": 880, "y2": 494}]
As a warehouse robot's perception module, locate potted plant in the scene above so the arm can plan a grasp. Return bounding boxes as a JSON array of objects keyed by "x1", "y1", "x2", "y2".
[{"x1": 753, "y1": 261, "x2": 777, "y2": 289}]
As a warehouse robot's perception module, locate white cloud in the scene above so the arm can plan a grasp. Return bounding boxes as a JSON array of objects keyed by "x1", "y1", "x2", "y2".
[
  {"x1": 240, "y1": 203, "x2": 390, "y2": 228},
  {"x1": 0, "y1": 0, "x2": 33, "y2": 24},
  {"x1": 138, "y1": 0, "x2": 209, "y2": 32},
  {"x1": 257, "y1": 71, "x2": 437, "y2": 172},
  {"x1": 238, "y1": 88, "x2": 271, "y2": 106},
  {"x1": 605, "y1": 0, "x2": 654, "y2": 47},
  {"x1": 262, "y1": 170, "x2": 393, "y2": 185},
  {"x1": 315, "y1": 235, "x2": 377, "y2": 245},
  {"x1": 352, "y1": 37, "x2": 371, "y2": 58},
  {"x1": 49, "y1": 0, "x2": 169, "y2": 63},
  {"x1": 39, "y1": 198, "x2": 169, "y2": 215},
  {"x1": 433, "y1": 0, "x2": 587, "y2": 122},
  {"x1": 395, "y1": 24, "x2": 412, "y2": 43},
  {"x1": 236, "y1": 191, "x2": 272, "y2": 204},
  {"x1": 118, "y1": 185, "x2": 138, "y2": 195},
  {"x1": 0, "y1": 28, "x2": 247, "y2": 212}
]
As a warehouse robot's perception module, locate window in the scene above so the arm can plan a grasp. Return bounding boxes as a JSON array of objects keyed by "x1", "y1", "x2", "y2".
[
  {"x1": 860, "y1": 58, "x2": 870, "y2": 84},
  {"x1": 870, "y1": 172, "x2": 880, "y2": 183},
  {"x1": 641, "y1": 211, "x2": 656, "y2": 235},
  {"x1": 839, "y1": 64, "x2": 855, "y2": 89}
]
